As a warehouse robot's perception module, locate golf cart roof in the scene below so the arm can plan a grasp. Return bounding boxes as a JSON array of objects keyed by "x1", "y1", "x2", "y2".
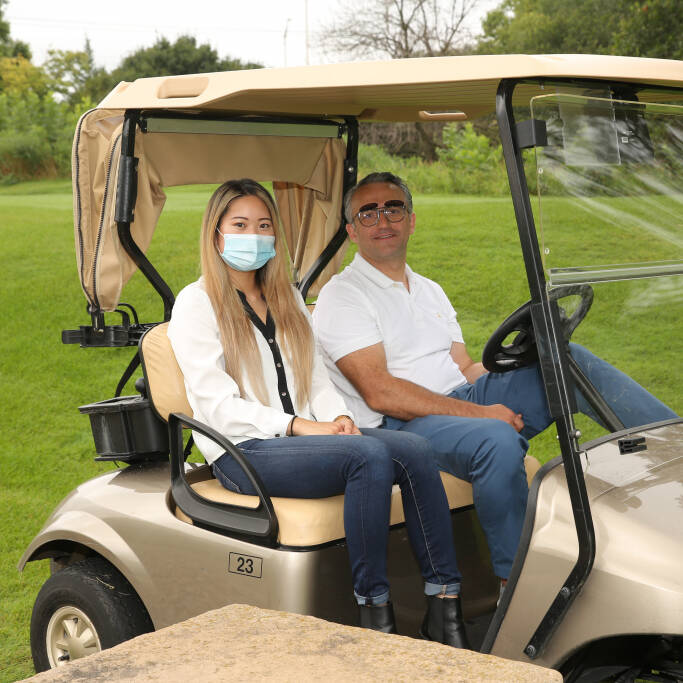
[{"x1": 99, "y1": 54, "x2": 683, "y2": 121}]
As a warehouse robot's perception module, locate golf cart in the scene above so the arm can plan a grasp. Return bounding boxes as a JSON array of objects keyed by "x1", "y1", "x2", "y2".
[{"x1": 19, "y1": 54, "x2": 682, "y2": 681}]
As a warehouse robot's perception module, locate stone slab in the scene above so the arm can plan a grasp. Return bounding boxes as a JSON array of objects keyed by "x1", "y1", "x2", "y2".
[{"x1": 24, "y1": 604, "x2": 562, "y2": 682}]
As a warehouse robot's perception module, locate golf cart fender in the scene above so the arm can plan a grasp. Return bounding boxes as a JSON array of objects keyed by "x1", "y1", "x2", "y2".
[{"x1": 18, "y1": 509, "x2": 159, "y2": 626}]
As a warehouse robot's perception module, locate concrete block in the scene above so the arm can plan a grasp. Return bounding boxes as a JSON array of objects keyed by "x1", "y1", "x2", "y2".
[{"x1": 24, "y1": 604, "x2": 561, "y2": 682}]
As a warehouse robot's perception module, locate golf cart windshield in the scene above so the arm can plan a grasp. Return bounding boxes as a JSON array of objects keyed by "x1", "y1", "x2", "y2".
[
  {"x1": 531, "y1": 93, "x2": 682, "y2": 284},
  {"x1": 529, "y1": 92, "x2": 683, "y2": 438}
]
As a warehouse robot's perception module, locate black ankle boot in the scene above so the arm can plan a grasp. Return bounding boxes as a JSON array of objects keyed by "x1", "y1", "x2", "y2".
[
  {"x1": 358, "y1": 602, "x2": 397, "y2": 634},
  {"x1": 420, "y1": 595, "x2": 471, "y2": 649}
]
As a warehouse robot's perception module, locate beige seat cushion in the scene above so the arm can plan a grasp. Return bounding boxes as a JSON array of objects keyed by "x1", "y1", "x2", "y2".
[
  {"x1": 141, "y1": 322, "x2": 193, "y2": 420},
  {"x1": 176, "y1": 455, "x2": 541, "y2": 547}
]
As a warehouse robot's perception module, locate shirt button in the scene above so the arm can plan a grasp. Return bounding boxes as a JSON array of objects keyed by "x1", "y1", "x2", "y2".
[
  {"x1": 268, "y1": 338, "x2": 274, "y2": 344},
  {"x1": 281, "y1": 392, "x2": 287, "y2": 397},
  {"x1": 275, "y1": 433, "x2": 281, "y2": 438},
  {"x1": 276, "y1": 363, "x2": 282, "y2": 368}
]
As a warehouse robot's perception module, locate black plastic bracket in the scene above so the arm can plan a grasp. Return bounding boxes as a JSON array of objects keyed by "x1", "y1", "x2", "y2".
[
  {"x1": 62, "y1": 304, "x2": 158, "y2": 348},
  {"x1": 168, "y1": 413, "x2": 279, "y2": 546},
  {"x1": 62, "y1": 325, "x2": 135, "y2": 347},
  {"x1": 618, "y1": 435, "x2": 647, "y2": 455},
  {"x1": 515, "y1": 119, "x2": 548, "y2": 149},
  {"x1": 61, "y1": 323, "x2": 156, "y2": 347}
]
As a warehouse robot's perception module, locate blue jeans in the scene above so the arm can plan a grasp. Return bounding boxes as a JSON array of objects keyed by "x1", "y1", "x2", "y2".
[
  {"x1": 212, "y1": 428, "x2": 461, "y2": 604},
  {"x1": 382, "y1": 343, "x2": 677, "y2": 579}
]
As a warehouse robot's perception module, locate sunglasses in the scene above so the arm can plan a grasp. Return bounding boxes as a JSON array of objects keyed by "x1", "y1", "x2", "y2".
[{"x1": 354, "y1": 200, "x2": 407, "y2": 227}]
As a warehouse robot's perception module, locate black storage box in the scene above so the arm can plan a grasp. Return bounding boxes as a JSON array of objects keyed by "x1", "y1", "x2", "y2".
[{"x1": 79, "y1": 395, "x2": 169, "y2": 462}]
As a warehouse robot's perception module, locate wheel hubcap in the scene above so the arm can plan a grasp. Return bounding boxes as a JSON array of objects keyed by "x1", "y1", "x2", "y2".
[{"x1": 46, "y1": 605, "x2": 101, "y2": 667}]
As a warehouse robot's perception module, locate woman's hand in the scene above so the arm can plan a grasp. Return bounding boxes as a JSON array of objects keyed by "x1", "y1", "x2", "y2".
[{"x1": 290, "y1": 416, "x2": 361, "y2": 436}]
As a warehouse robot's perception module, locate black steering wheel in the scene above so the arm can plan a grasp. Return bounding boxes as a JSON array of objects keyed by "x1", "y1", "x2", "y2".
[{"x1": 482, "y1": 284, "x2": 594, "y2": 373}]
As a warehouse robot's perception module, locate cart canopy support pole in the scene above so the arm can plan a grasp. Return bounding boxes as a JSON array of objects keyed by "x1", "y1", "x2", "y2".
[{"x1": 490, "y1": 78, "x2": 596, "y2": 660}]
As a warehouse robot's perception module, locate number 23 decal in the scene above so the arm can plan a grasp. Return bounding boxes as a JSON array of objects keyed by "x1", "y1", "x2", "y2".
[{"x1": 229, "y1": 552, "x2": 263, "y2": 578}]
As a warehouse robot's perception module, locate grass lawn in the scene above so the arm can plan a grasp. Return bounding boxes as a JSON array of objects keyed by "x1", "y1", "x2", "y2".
[{"x1": 0, "y1": 180, "x2": 680, "y2": 681}]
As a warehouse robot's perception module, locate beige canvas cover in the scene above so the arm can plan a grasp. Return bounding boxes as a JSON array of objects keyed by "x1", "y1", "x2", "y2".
[
  {"x1": 73, "y1": 111, "x2": 346, "y2": 311},
  {"x1": 74, "y1": 54, "x2": 683, "y2": 312}
]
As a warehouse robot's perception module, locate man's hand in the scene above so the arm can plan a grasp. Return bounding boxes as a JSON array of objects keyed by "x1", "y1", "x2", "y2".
[{"x1": 480, "y1": 404, "x2": 524, "y2": 432}]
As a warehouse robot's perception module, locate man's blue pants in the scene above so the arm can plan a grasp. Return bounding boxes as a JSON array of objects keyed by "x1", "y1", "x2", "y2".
[{"x1": 382, "y1": 343, "x2": 677, "y2": 578}]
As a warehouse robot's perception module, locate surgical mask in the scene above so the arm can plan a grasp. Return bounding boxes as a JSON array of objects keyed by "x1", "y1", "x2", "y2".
[{"x1": 219, "y1": 234, "x2": 276, "y2": 272}]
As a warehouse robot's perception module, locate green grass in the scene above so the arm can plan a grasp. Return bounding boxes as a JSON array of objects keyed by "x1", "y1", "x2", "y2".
[{"x1": 0, "y1": 181, "x2": 680, "y2": 681}]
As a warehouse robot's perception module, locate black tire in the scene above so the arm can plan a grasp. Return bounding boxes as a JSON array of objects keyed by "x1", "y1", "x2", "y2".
[{"x1": 30, "y1": 556, "x2": 153, "y2": 672}]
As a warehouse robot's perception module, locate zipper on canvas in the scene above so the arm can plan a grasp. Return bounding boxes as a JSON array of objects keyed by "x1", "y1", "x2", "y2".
[
  {"x1": 73, "y1": 109, "x2": 96, "y2": 305},
  {"x1": 91, "y1": 133, "x2": 122, "y2": 315}
]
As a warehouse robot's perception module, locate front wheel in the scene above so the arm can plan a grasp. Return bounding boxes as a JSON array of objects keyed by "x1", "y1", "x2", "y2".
[{"x1": 30, "y1": 556, "x2": 153, "y2": 672}]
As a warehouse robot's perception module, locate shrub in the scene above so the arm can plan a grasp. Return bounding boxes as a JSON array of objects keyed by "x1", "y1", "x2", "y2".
[
  {"x1": 357, "y1": 124, "x2": 512, "y2": 196},
  {"x1": 0, "y1": 90, "x2": 84, "y2": 182},
  {"x1": 438, "y1": 123, "x2": 509, "y2": 195},
  {"x1": 358, "y1": 144, "x2": 453, "y2": 194},
  {"x1": 0, "y1": 130, "x2": 54, "y2": 179}
]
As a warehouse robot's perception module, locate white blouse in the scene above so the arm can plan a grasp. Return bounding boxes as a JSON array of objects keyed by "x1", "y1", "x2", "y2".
[{"x1": 167, "y1": 279, "x2": 352, "y2": 464}]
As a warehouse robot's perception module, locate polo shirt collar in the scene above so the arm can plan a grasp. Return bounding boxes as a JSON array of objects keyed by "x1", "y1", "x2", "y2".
[{"x1": 351, "y1": 253, "x2": 415, "y2": 290}]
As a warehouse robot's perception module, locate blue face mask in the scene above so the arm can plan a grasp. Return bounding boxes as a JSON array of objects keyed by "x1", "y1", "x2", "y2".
[{"x1": 219, "y1": 234, "x2": 276, "y2": 272}]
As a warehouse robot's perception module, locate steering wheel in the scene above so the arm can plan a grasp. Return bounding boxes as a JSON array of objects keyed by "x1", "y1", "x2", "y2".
[{"x1": 482, "y1": 284, "x2": 594, "y2": 373}]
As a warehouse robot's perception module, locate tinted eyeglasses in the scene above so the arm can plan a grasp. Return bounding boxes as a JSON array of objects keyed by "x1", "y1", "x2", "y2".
[{"x1": 354, "y1": 200, "x2": 407, "y2": 227}]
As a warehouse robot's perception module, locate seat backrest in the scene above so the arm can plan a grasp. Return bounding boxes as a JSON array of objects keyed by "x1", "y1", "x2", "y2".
[{"x1": 140, "y1": 322, "x2": 193, "y2": 421}]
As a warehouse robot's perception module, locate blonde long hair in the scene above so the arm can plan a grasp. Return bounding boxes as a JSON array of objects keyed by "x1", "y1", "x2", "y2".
[{"x1": 200, "y1": 179, "x2": 314, "y2": 409}]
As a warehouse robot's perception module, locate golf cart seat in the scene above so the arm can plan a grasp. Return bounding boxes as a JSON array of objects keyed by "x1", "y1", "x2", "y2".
[{"x1": 140, "y1": 322, "x2": 540, "y2": 546}]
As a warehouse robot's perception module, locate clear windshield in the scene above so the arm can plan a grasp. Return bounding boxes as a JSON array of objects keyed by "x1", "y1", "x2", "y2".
[
  {"x1": 529, "y1": 92, "x2": 682, "y2": 439},
  {"x1": 531, "y1": 93, "x2": 682, "y2": 285}
]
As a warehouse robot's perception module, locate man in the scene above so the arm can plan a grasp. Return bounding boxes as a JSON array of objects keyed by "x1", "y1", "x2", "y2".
[{"x1": 312, "y1": 171, "x2": 677, "y2": 602}]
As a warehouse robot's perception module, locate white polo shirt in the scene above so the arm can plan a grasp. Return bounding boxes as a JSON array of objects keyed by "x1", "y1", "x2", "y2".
[{"x1": 313, "y1": 254, "x2": 467, "y2": 427}]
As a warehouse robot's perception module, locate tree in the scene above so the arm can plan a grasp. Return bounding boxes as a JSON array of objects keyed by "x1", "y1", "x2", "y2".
[
  {"x1": 322, "y1": 0, "x2": 483, "y2": 160},
  {"x1": 477, "y1": 0, "x2": 625, "y2": 55},
  {"x1": 476, "y1": 0, "x2": 682, "y2": 59},
  {"x1": 612, "y1": 0, "x2": 683, "y2": 61},
  {"x1": 0, "y1": 0, "x2": 31, "y2": 59},
  {"x1": 65, "y1": 35, "x2": 263, "y2": 104},
  {"x1": 44, "y1": 39, "x2": 107, "y2": 106},
  {"x1": 109, "y1": 35, "x2": 261, "y2": 84},
  {"x1": 0, "y1": 55, "x2": 48, "y2": 96},
  {"x1": 322, "y1": 0, "x2": 481, "y2": 60}
]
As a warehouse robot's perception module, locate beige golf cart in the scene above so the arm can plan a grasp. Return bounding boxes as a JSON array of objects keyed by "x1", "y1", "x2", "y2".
[{"x1": 19, "y1": 54, "x2": 683, "y2": 681}]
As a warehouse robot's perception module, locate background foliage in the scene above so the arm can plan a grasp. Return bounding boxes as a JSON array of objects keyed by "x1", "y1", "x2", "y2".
[
  {"x1": 0, "y1": 11, "x2": 261, "y2": 184},
  {"x1": 1, "y1": 0, "x2": 678, "y2": 186},
  {"x1": 479, "y1": 0, "x2": 682, "y2": 59}
]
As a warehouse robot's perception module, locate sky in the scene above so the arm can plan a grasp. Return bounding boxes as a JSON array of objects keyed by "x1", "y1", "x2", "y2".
[{"x1": 5, "y1": 0, "x2": 499, "y2": 71}]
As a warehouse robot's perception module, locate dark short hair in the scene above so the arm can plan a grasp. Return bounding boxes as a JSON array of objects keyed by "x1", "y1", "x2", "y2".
[{"x1": 343, "y1": 172, "x2": 413, "y2": 223}]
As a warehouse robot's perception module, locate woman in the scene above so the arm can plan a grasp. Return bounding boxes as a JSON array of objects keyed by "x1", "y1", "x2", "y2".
[{"x1": 168, "y1": 179, "x2": 468, "y2": 647}]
